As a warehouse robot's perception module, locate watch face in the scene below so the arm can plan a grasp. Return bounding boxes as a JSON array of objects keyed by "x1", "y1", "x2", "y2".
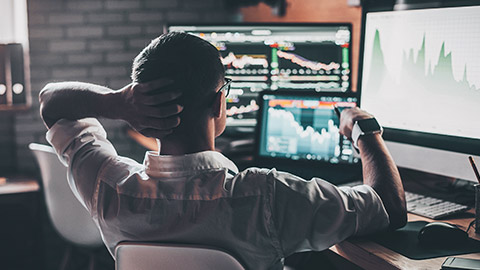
[{"x1": 358, "y1": 118, "x2": 381, "y2": 132}]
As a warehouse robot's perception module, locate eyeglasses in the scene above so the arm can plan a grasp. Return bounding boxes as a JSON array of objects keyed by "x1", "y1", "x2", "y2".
[{"x1": 218, "y1": 77, "x2": 232, "y2": 97}]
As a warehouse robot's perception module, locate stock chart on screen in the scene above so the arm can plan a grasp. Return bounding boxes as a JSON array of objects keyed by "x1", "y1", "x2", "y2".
[
  {"x1": 169, "y1": 25, "x2": 352, "y2": 125},
  {"x1": 361, "y1": 6, "x2": 480, "y2": 140},
  {"x1": 257, "y1": 93, "x2": 358, "y2": 164}
]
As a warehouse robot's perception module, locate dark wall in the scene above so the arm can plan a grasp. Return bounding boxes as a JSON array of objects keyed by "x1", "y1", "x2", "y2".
[{"x1": 6, "y1": 0, "x2": 236, "y2": 174}]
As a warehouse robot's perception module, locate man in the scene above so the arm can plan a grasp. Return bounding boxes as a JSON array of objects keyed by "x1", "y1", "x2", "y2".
[{"x1": 40, "y1": 32, "x2": 406, "y2": 270}]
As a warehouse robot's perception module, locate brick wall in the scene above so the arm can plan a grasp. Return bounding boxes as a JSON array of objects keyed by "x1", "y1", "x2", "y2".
[{"x1": 12, "y1": 0, "x2": 237, "y2": 173}]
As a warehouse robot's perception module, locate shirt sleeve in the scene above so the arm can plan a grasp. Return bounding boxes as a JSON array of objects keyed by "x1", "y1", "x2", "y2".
[
  {"x1": 46, "y1": 118, "x2": 117, "y2": 212},
  {"x1": 270, "y1": 169, "x2": 389, "y2": 257}
]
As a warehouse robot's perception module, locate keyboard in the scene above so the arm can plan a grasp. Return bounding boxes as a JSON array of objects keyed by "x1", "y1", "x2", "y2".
[
  {"x1": 405, "y1": 191, "x2": 469, "y2": 219},
  {"x1": 340, "y1": 181, "x2": 469, "y2": 219}
]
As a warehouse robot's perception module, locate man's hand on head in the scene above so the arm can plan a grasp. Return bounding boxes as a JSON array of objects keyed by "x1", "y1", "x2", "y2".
[
  {"x1": 118, "y1": 78, "x2": 183, "y2": 138},
  {"x1": 338, "y1": 107, "x2": 374, "y2": 139}
]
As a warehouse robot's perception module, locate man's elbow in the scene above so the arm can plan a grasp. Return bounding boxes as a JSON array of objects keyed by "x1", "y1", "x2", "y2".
[
  {"x1": 39, "y1": 82, "x2": 57, "y2": 101},
  {"x1": 39, "y1": 83, "x2": 57, "y2": 128},
  {"x1": 388, "y1": 202, "x2": 408, "y2": 230}
]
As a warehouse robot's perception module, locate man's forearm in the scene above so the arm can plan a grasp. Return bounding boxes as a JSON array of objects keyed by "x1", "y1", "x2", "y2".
[
  {"x1": 359, "y1": 134, "x2": 407, "y2": 230},
  {"x1": 39, "y1": 82, "x2": 123, "y2": 128}
]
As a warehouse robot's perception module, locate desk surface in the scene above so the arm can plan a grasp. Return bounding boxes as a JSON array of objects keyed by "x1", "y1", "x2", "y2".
[
  {"x1": 330, "y1": 212, "x2": 480, "y2": 270},
  {"x1": 331, "y1": 169, "x2": 479, "y2": 270},
  {"x1": 0, "y1": 177, "x2": 40, "y2": 195}
]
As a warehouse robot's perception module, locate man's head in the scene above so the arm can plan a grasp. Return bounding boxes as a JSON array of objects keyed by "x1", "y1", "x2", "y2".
[{"x1": 131, "y1": 32, "x2": 227, "y2": 144}]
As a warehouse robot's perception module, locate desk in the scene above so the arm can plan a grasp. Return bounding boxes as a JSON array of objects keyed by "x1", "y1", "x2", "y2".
[
  {"x1": 331, "y1": 169, "x2": 480, "y2": 270},
  {"x1": 330, "y1": 211, "x2": 480, "y2": 269},
  {"x1": 0, "y1": 177, "x2": 40, "y2": 195},
  {"x1": 0, "y1": 176, "x2": 42, "y2": 270}
]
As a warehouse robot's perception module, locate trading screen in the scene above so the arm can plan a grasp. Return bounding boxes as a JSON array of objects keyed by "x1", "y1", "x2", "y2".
[
  {"x1": 361, "y1": 6, "x2": 480, "y2": 140},
  {"x1": 168, "y1": 25, "x2": 352, "y2": 125},
  {"x1": 258, "y1": 94, "x2": 358, "y2": 164}
]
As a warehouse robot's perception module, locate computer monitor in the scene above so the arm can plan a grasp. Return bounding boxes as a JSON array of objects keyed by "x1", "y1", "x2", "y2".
[
  {"x1": 168, "y1": 24, "x2": 352, "y2": 126},
  {"x1": 359, "y1": 3, "x2": 480, "y2": 182},
  {"x1": 255, "y1": 91, "x2": 359, "y2": 165}
]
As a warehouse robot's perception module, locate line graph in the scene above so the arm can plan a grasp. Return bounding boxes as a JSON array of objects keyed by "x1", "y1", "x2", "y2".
[
  {"x1": 276, "y1": 82, "x2": 340, "y2": 91},
  {"x1": 272, "y1": 43, "x2": 348, "y2": 91},
  {"x1": 361, "y1": 6, "x2": 480, "y2": 139},
  {"x1": 227, "y1": 99, "x2": 259, "y2": 116},
  {"x1": 221, "y1": 52, "x2": 269, "y2": 69},
  {"x1": 276, "y1": 50, "x2": 340, "y2": 71},
  {"x1": 266, "y1": 107, "x2": 340, "y2": 158}
]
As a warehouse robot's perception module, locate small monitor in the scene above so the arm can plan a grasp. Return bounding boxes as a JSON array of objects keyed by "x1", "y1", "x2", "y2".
[
  {"x1": 168, "y1": 24, "x2": 352, "y2": 126},
  {"x1": 255, "y1": 91, "x2": 359, "y2": 165},
  {"x1": 359, "y1": 4, "x2": 480, "y2": 182}
]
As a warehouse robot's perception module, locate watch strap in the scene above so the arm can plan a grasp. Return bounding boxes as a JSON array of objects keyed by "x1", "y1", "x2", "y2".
[
  {"x1": 351, "y1": 118, "x2": 383, "y2": 148},
  {"x1": 351, "y1": 121, "x2": 363, "y2": 149}
]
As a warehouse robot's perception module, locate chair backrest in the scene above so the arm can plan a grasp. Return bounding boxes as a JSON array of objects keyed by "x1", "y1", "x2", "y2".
[
  {"x1": 29, "y1": 143, "x2": 103, "y2": 248},
  {"x1": 115, "y1": 243, "x2": 246, "y2": 270}
]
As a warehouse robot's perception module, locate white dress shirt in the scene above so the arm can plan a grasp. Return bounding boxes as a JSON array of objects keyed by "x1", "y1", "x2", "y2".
[{"x1": 46, "y1": 118, "x2": 390, "y2": 270}]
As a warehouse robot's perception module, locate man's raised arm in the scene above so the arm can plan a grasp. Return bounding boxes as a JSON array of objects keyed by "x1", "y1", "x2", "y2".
[
  {"x1": 339, "y1": 108, "x2": 407, "y2": 230},
  {"x1": 39, "y1": 79, "x2": 183, "y2": 138}
]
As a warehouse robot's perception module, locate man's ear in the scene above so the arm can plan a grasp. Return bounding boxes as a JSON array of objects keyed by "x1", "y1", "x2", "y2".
[{"x1": 212, "y1": 91, "x2": 223, "y2": 118}]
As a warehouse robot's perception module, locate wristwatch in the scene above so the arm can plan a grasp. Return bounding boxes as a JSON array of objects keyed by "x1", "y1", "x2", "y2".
[{"x1": 351, "y1": 118, "x2": 383, "y2": 149}]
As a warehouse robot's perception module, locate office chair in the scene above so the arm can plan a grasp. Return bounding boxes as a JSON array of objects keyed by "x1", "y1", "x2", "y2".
[
  {"x1": 29, "y1": 143, "x2": 104, "y2": 270},
  {"x1": 115, "y1": 242, "x2": 246, "y2": 270}
]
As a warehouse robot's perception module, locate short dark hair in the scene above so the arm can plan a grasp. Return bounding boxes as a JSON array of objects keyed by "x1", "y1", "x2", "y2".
[{"x1": 131, "y1": 32, "x2": 225, "y2": 109}]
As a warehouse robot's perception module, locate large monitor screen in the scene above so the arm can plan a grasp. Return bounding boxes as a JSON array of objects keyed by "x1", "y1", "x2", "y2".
[
  {"x1": 256, "y1": 92, "x2": 358, "y2": 164},
  {"x1": 361, "y1": 6, "x2": 480, "y2": 141},
  {"x1": 168, "y1": 24, "x2": 352, "y2": 125},
  {"x1": 359, "y1": 4, "x2": 480, "y2": 181}
]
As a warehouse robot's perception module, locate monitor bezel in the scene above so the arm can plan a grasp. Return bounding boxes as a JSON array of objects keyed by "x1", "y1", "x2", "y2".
[
  {"x1": 253, "y1": 90, "x2": 361, "y2": 169},
  {"x1": 166, "y1": 22, "x2": 354, "y2": 93},
  {"x1": 357, "y1": 2, "x2": 480, "y2": 156}
]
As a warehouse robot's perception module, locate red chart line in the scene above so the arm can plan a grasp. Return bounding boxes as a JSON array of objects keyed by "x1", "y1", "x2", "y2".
[{"x1": 277, "y1": 50, "x2": 340, "y2": 71}]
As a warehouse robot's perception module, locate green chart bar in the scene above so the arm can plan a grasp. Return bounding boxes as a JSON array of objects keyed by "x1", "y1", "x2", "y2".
[
  {"x1": 271, "y1": 47, "x2": 278, "y2": 70},
  {"x1": 342, "y1": 47, "x2": 349, "y2": 69}
]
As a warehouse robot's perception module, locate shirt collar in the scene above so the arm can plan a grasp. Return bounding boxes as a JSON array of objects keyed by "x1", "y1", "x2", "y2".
[{"x1": 144, "y1": 150, "x2": 239, "y2": 177}]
